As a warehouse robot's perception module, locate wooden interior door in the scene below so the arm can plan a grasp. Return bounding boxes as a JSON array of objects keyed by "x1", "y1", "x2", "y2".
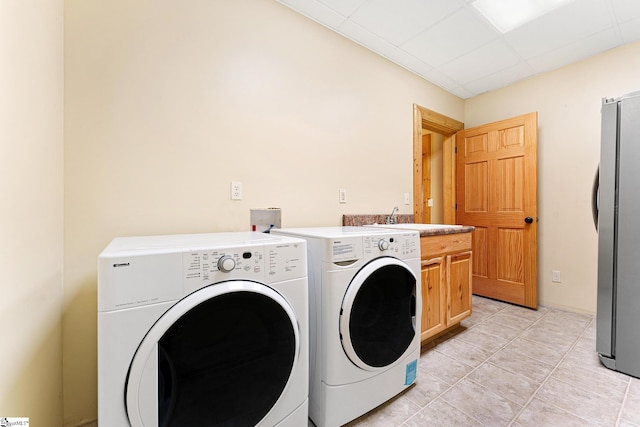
[{"x1": 456, "y1": 113, "x2": 538, "y2": 308}]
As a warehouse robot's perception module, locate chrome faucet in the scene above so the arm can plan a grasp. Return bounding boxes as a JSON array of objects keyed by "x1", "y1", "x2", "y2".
[{"x1": 386, "y1": 206, "x2": 399, "y2": 224}]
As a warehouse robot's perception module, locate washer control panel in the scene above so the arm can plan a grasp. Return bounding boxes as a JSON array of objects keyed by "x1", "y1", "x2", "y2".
[
  {"x1": 328, "y1": 232, "x2": 419, "y2": 263},
  {"x1": 217, "y1": 254, "x2": 237, "y2": 272},
  {"x1": 377, "y1": 239, "x2": 390, "y2": 251}
]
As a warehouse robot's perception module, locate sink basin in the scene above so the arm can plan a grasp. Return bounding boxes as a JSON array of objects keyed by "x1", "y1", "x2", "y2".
[{"x1": 368, "y1": 223, "x2": 463, "y2": 231}]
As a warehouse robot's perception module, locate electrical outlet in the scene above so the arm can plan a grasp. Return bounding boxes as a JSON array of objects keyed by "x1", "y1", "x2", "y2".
[
  {"x1": 404, "y1": 193, "x2": 410, "y2": 205},
  {"x1": 552, "y1": 270, "x2": 561, "y2": 283},
  {"x1": 231, "y1": 181, "x2": 242, "y2": 200},
  {"x1": 339, "y1": 188, "x2": 347, "y2": 204}
]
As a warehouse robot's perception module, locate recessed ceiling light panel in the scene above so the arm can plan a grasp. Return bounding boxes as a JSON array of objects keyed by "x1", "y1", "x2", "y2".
[{"x1": 472, "y1": 0, "x2": 575, "y2": 33}]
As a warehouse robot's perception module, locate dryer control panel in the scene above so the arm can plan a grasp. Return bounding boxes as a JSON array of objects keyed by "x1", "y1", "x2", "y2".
[
  {"x1": 182, "y1": 242, "x2": 307, "y2": 295},
  {"x1": 98, "y1": 233, "x2": 307, "y2": 311}
]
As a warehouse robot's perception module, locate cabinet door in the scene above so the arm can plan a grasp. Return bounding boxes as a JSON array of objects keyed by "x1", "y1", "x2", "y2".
[
  {"x1": 447, "y1": 251, "x2": 472, "y2": 325},
  {"x1": 421, "y1": 257, "x2": 446, "y2": 340}
]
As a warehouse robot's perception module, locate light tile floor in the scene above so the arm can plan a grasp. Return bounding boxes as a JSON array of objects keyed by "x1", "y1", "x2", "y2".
[{"x1": 335, "y1": 295, "x2": 640, "y2": 427}]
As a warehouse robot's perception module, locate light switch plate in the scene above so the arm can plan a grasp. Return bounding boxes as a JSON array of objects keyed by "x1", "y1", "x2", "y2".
[{"x1": 339, "y1": 188, "x2": 347, "y2": 204}]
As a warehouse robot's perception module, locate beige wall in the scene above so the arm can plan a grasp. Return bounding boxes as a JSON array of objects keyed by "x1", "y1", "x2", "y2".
[
  {"x1": 465, "y1": 40, "x2": 640, "y2": 314},
  {"x1": 6, "y1": 0, "x2": 635, "y2": 423},
  {"x1": 63, "y1": 0, "x2": 463, "y2": 424},
  {"x1": 0, "y1": 0, "x2": 64, "y2": 425}
]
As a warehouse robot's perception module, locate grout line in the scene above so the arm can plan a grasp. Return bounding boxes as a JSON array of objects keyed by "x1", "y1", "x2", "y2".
[
  {"x1": 398, "y1": 299, "x2": 622, "y2": 427},
  {"x1": 402, "y1": 305, "x2": 508, "y2": 425},
  {"x1": 508, "y1": 315, "x2": 602, "y2": 426},
  {"x1": 433, "y1": 304, "x2": 520, "y2": 426},
  {"x1": 439, "y1": 305, "x2": 592, "y2": 426},
  {"x1": 615, "y1": 379, "x2": 632, "y2": 426},
  {"x1": 503, "y1": 308, "x2": 565, "y2": 427}
]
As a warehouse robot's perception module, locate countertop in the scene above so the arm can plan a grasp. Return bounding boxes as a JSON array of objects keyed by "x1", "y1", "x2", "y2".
[
  {"x1": 342, "y1": 214, "x2": 414, "y2": 226},
  {"x1": 366, "y1": 223, "x2": 475, "y2": 237},
  {"x1": 341, "y1": 215, "x2": 474, "y2": 237}
]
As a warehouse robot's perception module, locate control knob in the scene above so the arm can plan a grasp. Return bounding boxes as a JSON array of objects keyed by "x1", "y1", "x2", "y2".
[
  {"x1": 217, "y1": 255, "x2": 236, "y2": 273},
  {"x1": 378, "y1": 239, "x2": 390, "y2": 251}
]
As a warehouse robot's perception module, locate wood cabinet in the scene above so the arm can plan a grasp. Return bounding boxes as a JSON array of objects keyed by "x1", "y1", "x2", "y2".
[{"x1": 420, "y1": 232, "x2": 472, "y2": 342}]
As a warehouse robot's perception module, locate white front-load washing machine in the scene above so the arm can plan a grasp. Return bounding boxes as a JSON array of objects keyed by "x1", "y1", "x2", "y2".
[
  {"x1": 271, "y1": 227, "x2": 421, "y2": 427},
  {"x1": 97, "y1": 232, "x2": 308, "y2": 427}
]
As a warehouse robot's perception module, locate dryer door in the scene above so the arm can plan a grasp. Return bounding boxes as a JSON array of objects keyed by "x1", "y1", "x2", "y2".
[
  {"x1": 125, "y1": 281, "x2": 299, "y2": 427},
  {"x1": 340, "y1": 257, "x2": 417, "y2": 370}
]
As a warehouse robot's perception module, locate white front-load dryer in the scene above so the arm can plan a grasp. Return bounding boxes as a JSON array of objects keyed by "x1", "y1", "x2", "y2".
[
  {"x1": 271, "y1": 227, "x2": 421, "y2": 427},
  {"x1": 97, "y1": 232, "x2": 308, "y2": 427}
]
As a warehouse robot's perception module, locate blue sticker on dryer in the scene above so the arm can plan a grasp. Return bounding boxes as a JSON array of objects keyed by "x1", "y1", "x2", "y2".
[{"x1": 405, "y1": 359, "x2": 417, "y2": 385}]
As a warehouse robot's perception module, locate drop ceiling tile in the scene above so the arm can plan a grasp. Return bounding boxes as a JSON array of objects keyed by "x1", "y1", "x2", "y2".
[
  {"x1": 338, "y1": 20, "x2": 432, "y2": 74},
  {"x1": 280, "y1": 0, "x2": 640, "y2": 100},
  {"x1": 463, "y1": 63, "x2": 533, "y2": 95},
  {"x1": 277, "y1": 0, "x2": 346, "y2": 28},
  {"x1": 400, "y1": 7, "x2": 499, "y2": 66},
  {"x1": 526, "y1": 28, "x2": 619, "y2": 73},
  {"x1": 437, "y1": 39, "x2": 522, "y2": 85},
  {"x1": 505, "y1": 0, "x2": 612, "y2": 59},
  {"x1": 349, "y1": 0, "x2": 463, "y2": 45},
  {"x1": 610, "y1": 0, "x2": 640, "y2": 23},
  {"x1": 384, "y1": 49, "x2": 433, "y2": 75},
  {"x1": 422, "y1": 68, "x2": 461, "y2": 92},
  {"x1": 316, "y1": 0, "x2": 368, "y2": 17},
  {"x1": 449, "y1": 86, "x2": 476, "y2": 99},
  {"x1": 619, "y1": 18, "x2": 640, "y2": 43}
]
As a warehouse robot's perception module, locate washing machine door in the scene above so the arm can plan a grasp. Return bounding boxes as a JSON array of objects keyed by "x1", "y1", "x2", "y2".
[
  {"x1": 339, "y1": 257, "x2": 417, "y2": 370},
  {"x1": 125, "y1": 281, "x2": 299, "y2": 427}
]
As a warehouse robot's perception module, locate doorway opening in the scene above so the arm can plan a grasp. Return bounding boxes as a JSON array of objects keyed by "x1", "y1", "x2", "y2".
[{"x1": 412, "y1": 104, "x2": 464, "y2": 224}]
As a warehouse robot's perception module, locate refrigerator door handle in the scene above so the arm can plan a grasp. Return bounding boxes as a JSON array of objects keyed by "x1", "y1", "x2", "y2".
[{"x1": 592, "y1": 166, "x2": 599, "y2": 231}]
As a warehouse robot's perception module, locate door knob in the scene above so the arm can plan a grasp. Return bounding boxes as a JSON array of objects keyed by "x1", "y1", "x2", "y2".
[{"x1": 524, "y1": 217, "x2": 533, "y2": 224}]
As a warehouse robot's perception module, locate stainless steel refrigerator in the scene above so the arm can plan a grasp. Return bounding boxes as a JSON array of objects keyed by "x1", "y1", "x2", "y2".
[{"x1": 596, "y1": 90, "x2": 640, "y2": 378}]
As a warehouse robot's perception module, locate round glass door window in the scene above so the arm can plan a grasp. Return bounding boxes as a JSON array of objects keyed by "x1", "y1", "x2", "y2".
[
  {"x1": 340, "y1": 258, "x2": 417, "y2": 369},
  {"x1": 126, "y1": 282, "x2": 299, "y2": 427}
]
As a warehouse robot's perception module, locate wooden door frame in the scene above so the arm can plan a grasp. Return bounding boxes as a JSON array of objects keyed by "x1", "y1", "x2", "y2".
[
  {"x1": 422, "y1": 133, "x2": 432, "y2": 224},
  {"x1": 413, "y1": 104, "x2": 464, "y2": 224}
]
